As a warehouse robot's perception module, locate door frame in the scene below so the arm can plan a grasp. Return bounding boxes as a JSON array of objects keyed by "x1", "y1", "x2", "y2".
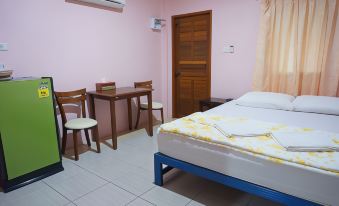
[{"x1": 172, "y1": 10, "x2": 212, "y2": 118}]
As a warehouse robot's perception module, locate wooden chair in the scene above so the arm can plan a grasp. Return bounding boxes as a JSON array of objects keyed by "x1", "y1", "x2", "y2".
[
  {"x1": 55, "y1": 88, "x2": 100, "y2": 161},
  {"x1": 134, "y1": 80, "x2": 164, "y2": 129},
  {"x1": 96, "y1": 82, "x2": 116, "y2": 91}
]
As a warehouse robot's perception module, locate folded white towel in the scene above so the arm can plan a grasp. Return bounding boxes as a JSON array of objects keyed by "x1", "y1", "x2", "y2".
[
  {"x1": 271, "y1": 131, "x2": 339, "y2": 152},
  {"x1": 214, "y1": 120, "x2": 271, "y2": 138}
]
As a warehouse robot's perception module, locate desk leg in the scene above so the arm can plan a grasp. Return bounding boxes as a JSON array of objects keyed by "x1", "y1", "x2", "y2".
[
  {"x1": 88, "y1": 94, "x2": 96, "y2": 119},
  {"x1": 147, "y1": 92, "x2": 153, "y2": 136},
  {"x1": 110, "y1": 100, "x2": 117, "y2": 150},
  {"x1": 88, "y1": 95, "x2": 99, "y2": 143},
  {"x1": 127, "y1": 98, "x2": 132, "y2": 130},
  {"x1": 88, "y1": 95, "x2": 101, "y2": 152}
]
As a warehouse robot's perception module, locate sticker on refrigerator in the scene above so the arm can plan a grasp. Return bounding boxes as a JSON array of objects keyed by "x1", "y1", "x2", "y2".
[{"x1": 38, "y1": 81, "x2": 49, "y2": 98}]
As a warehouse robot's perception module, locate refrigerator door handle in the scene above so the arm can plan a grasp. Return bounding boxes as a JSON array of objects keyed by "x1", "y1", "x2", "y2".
[
  {"x1": 0, "y1": 131, "x2": 2, "y2": 146},
  {"x1": 0, "y1": 131, "x2": 8, "y2": 180}
]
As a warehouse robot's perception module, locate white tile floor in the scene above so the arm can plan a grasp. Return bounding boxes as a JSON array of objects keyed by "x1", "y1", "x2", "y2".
[{"x1": 0, "y1": 126, "x2": 282, "y2": 206}]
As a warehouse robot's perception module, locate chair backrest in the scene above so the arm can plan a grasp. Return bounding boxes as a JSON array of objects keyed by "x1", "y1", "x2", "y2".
[
  {"x1": 54, "y1": 88, "x2": 87, "y2": 126},
  {"x1": 96, "y1": 82, "x2": 116, "y2": 91},
  {"x1": 134, "y1": 81, "x2": 152, "y2": 106},
  {"x1": 134, "y1": 80, "x2": 152, "y2": 89}
]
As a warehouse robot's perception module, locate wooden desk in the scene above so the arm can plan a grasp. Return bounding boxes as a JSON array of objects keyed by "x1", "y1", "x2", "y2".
[{"x1": 87, "y1": 87, "x2": 153, "y2": 150}]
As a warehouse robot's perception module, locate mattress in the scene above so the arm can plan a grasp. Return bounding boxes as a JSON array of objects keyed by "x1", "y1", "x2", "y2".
[{"x1": 156, "y1": 101, "x2": 339, "y2": 206}]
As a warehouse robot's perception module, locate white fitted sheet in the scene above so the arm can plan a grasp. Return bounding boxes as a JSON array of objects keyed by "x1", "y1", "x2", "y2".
[{"x1": 156, "y1": 101, "x2": 339, "y2": 206}]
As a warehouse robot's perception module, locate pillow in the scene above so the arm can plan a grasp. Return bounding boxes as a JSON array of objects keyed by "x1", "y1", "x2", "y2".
[
  {"x1": 293, "y1": 95, "x2": 339, "y2": 115},
  {"x1": 235, "y1": 92, "x2": 295, "y2": 111}
]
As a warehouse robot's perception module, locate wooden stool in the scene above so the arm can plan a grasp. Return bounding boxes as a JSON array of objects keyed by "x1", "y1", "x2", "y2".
[{"x1": 134, "y1": 80, "x2": 164, "y2": 128}]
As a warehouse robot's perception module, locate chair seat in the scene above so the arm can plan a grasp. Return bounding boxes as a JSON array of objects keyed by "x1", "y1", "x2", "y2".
[
  {"x1": 140, "y1": 101, "x2": 163, "y2": 109},
  {"x1": 65, "y1": 118, "x2": 97, "y2": 130}
]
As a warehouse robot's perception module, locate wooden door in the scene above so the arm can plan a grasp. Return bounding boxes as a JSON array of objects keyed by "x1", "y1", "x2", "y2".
[{"x1": 172, "y1": 11, "x2": 212, "y2": 118}]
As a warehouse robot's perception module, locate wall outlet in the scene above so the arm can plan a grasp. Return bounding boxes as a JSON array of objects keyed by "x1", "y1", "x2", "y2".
[
  {"x1": 223, "y1": 45, "x2": 234, "y2": 53},
  {"x1": 0, "y1": 43, "x2": 8, "y2": 51}
]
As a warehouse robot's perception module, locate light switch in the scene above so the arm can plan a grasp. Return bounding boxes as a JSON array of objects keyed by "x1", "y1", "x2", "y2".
[{"x1": 0, "y1": 43, "x2": 8, "y2": 51}]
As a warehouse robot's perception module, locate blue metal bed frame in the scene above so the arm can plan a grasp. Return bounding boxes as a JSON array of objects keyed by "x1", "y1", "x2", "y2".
[{"x1": 154, "y1": 152, "x2": 320, "y2": 206}]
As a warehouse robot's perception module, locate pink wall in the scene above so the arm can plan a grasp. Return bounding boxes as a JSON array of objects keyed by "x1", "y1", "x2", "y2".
[
  {"x1": 0, "y1": 0, "x2": 163, "y2": 138},
  {"x1": 2, "y1": 0, "x2": 336, "y2": 131},
  {"x1": 160, "y1": 0, "x2": 261, "y2": 118}
]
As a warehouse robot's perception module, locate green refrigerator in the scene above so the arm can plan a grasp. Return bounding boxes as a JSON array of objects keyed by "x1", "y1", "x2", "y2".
[{"x1": 0, "y1": 77, "x2": 63, "y2": 192}]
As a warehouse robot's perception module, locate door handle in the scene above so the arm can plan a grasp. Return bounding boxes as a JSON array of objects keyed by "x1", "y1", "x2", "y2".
[{"x1": 175, "y1": 72, "x2": 181, "y2": 77}]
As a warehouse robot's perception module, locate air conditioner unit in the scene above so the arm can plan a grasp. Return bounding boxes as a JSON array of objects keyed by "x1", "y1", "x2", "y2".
[{"x1": 79, "y1": 0, "x2": 126, "y2": 9}]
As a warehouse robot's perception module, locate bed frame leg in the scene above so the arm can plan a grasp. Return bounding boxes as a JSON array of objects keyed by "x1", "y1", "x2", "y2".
[{"x1": 154, "y1": 153, "x2": 163, "y2": 186}]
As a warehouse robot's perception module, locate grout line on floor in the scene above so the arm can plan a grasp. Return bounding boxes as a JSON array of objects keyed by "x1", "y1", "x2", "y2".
[
  {"x1": 136, "y1": 165, "x2": 153, "y2": 173},
  {"x1": 72, "y1": 162, "x2": 142, "y2": 197},
  {"x1": 71, "y1": 155, "x2": 151, "y2": 198},
  {"x1": 137, "y1": 184, "x2": 156, "y2": 197},
  {"x1": 42, "y1": 180, "x2": 73, "y2": 204},
  {"x1": 137, "y1": 196, "x2": 157, "y2": 206},
  {"x1": 57, "y1": 126, "x2": 160, "y2": 205},
  {"x1": 71, "y1": 159, "x2": 113, "y2": 183},
  {"x1": 123, "y1": 196, "x2": 139, "y2": 206},
  {"x1": 72, "y1": 201, "x2": 79, "y2": 206},
  {"x1": 68, "y1": 146, "x2": 159, "y2": 199},
  {"x1": 106, "y1": 181, "x2": 143, "y2": 197},
  {"x1": 71, "y1": 182, "x2": 110, "y2": 202},
  {"x1": 72, "y1": 154, "x2": 148, "y2": 184},
  {"x1": 185, "y1": 199, "x2": 193, "y2": 206}
]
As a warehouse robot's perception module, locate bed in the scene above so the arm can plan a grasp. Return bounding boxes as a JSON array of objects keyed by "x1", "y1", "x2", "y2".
[{"x1": 154, "y1": 96, "x2": 339, "y2": 206}]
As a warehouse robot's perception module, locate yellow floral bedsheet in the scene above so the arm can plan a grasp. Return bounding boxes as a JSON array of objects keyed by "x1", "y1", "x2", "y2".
[{"x1": 158, "y1": 112, "x2": 339, "y2": 175}]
